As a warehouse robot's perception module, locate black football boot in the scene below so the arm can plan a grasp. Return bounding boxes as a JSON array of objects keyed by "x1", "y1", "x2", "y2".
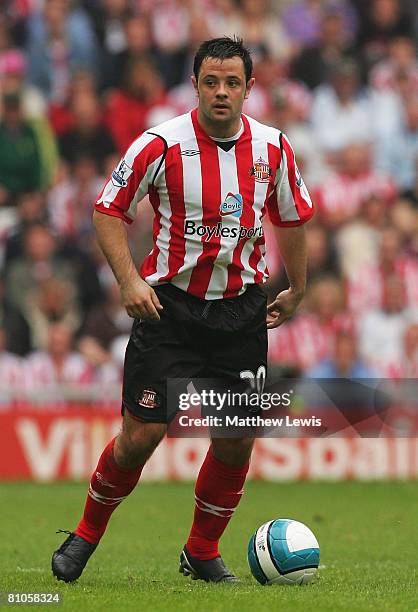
[
  {"x1": 179, "y1": 547, "x2": 239, "y2": 583},
  {"x1": 52, "y1": 530, "x2": 97, "y2": 583}
]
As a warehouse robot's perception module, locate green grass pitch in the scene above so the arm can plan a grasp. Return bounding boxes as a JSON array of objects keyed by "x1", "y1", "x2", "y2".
[{"x1": 1, "y1": 481, "x2": 417, "y2": 611}]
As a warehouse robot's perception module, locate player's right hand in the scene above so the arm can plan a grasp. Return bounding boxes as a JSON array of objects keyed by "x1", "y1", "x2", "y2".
[{"x1": 120, "y1": 277, "x2": 163, "y2": 321}]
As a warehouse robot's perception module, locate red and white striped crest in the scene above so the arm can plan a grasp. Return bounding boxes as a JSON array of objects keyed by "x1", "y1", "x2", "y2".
[{"x1": 250, "y1": 157, "x2": 272, "y2": 183}]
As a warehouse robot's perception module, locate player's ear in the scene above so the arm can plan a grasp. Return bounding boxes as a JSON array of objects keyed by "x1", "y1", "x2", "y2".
[
  {"x1": 191, "y1": 75, "x2": 199, "y2": 96},
  {"x1": 244, "y1": 77, "x2": 255, "y2": 99}
]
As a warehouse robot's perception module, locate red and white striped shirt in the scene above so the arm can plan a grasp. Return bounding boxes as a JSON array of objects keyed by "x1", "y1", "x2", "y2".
[
  {"x1": 315, "y1": 170, "x2": 396, "y2": 226},
  {"x1": 23, "y1": 352, "x2": 93, "y2": 391},
  {"x1": 268, "y1": 312, "x2": 356, "y2": 372},
  {"x1": 0, "y1": 352, "x2": 23, "y2": 392},
  {"x1": 268, "y1": 313, "x2": 334, "y2": 372},
  {"x1": 95, "y1": 109, "x2": 314, "y2": 300},
  {"x1": 346, "y1": 259, "x2": 418, "y2": 314}
]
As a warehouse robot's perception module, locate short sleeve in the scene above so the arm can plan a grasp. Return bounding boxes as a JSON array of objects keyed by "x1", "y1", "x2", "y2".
[
  {"x1": 95, "y1": 132, "x2": 166, "y2": 224},
  {"x1": 267, "y1": 133, "x2": 315, "y2": 227}
]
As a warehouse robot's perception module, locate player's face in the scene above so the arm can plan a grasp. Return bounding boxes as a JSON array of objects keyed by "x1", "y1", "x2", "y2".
[{"x1": 193, "y1": 56, "x2": 254, "y2": 135}]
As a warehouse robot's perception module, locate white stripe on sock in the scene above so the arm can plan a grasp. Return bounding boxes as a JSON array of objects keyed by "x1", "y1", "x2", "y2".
[
  {"x1": 88, "y1": 485, "x2": 127, "y2": 506},
  {"x1": 195, "y1": 495, "x2": 239, "y2": 513}
]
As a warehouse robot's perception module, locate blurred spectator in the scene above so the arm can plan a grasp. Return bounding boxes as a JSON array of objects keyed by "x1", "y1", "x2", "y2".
[
  {"x1": 24, "y1": 321, "x2": 93, "y2": 391},
  {"x1": 87, "y1": 0, "x2": 131, "y2": 60},
  {"x1": 306, "y1": 329, "x2": 375, "y2": 377},
  {"x1": 271, "y1": 223, "x2": 340, "y2": 296},
  {"x1": 105, "y1": 57, "x2": 167, "y2": 153},
  {"x1": 376, "y1": 97, "x2": 418, "y2": 191},
  {"x1": 370, "y1": 36, "x2": 418, "y2": 92},
  {"x1": 270, "y1": 81, "x2": 313, "y2": 132},
  {"x1": 268, "y1": 276, "x2": 347, "y2": 372},
  {"x1": 316, "y1": 143, "x2": 396, "y2": 226},
  {"x1": 389, "y1": 199, "x2": 418, "y2": 252},
  {"x1": 146, "y1": 0, "x2": 190, "y2": 50},
  {"x1": 58, "y1": 92, "x2": 116, "y2": 173},
  {"x1": 240, "y1": 0, "x2": 291, "y2": 63},
  {"x1": 0, "y1": 276, "x2": 31, "y2": 355},
  {"x1": 146, "y1": 0, "x2": 191, "y2": 89},
  {"x1": 167, "y1": 9, "x2": 212, "y2": 91},
  {"x1": 48, "y1": 71, "x2": 98, "y2": 137},
  {"x1": 270, "y1": 81, "x2": 327, "y2": 185},
  {"x1": 207, "y1": 0, "x2": 244, "y2": 40},
  {"x1": 386, "y1": 322, "x2": 418, "y2": 378},
  {"x1": 0, "y1": 49, "x2": 46, "y2": 120},
  {"x1": 78, "y1": 274, "x2": 130, "y2": 382},
  {"x1": 76, "y1": 232, "x2": 114, "y2": 298},
  {"x1": 5, "y1": 223, "x2": 79, "y2": 318},
  {"x1": 389, "y1": 68, "x2": 418, "y2": 126},
  {"x1": 48, "y1": 156, "x2": 104, "y2": 240},
  {"x1": 403, "y1": 158, "x2": 418, "y2": 205},
  {"x1": 282, "y1": 0, "x2": 325, "y2": 48},
  {"x1": 0, "y1": 49, "x2": 58, "y2": 188},
  {"x1": 25, "y1": 0, "x2": 99, "y2": 103},
  {"x1": 306, "y1": 224, "x2": 340, "y2": 280},
  {"x1": 79, "y1": 275, "x2": 131, "y2": 354},
  {"x1": 77, "y1": 333, "x2": 122, "y2": 389},
  {"x1": 358, "y1": 275, "x2": 418, "y2": 375},
  {"x1": 356, "y1": 0, "x2": 414, "y2": 71},
  {"x1": 167, "y1": 79, "x2": 196, "y2": 115},
  {"x1": 242, "y1": 49, "x2": 282, "y2": 122},
  {"x1": 23, "y1": 276, "x2": 81, "y2": 351},
  {"x1": 101, "y1": 14, "x2": 160, "y2": 91},
  {"x1": 3, "y1": 191, "x2": 48, "y2": 265},
  {"x1": 0, "y1": 92, "x2": 42, "y2": 206},
  {"x1": 292, "y1": 9, "x2": 356, "y2": 90},
  {"x1": 346, "y1": 226, "x2": 418, "y2": 313},
  {"x1": 0, "y1": 325, "x2": 23, "y2": 391},
  {"x1": 0, "y1": 19, "x2": 16, "y2": 57},
  {"x1": 0, "y1": 3, "x2": 29, "y2": 48},
  {"x1": 283, "y1": 0, "x2": 357, "y2": 50},
  {"x1": 336, "y1": 194, "x2": 387, "y2": 277},
  {"x1": 367, "y1": 40, "x2": 418, "y2": 144},
  {"x1": 311, "y1": 59, "x2": 373, "y2": 153}
]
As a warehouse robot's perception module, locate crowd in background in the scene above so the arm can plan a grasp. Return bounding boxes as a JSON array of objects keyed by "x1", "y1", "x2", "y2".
[{"x1": 1, "y1": 0, "x2": 418, "y2": 399}]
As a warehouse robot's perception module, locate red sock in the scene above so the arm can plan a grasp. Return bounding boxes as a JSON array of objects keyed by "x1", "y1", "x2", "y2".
[
  {"x1": 186, "y1": 447, "x2": 250, "y2": 560},
  {"x1": 75, "y1": 438, "x2": 143, "y2": 545}
]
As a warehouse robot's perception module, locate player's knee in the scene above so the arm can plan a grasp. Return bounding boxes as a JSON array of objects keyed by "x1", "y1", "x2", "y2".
[
  {"x1": 211, "y1": 437, "x2": 255, "y2": 466},
  {"x1": 130, "y1": 423, "x2": 166, "y2": 458},
  {"x1": 115, "y1": 416, "x2": 166, "y2": 468}
]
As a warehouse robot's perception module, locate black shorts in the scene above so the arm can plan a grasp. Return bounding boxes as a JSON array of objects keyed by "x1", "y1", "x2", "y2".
[{"x1": 122, "y1": 283, "x2": 268, "y2": 423}]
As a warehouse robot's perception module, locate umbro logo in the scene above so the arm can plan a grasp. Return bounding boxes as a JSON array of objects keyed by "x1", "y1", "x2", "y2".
[{"x1": 180, "y1": 149, "x2": 201, "y2": 156}]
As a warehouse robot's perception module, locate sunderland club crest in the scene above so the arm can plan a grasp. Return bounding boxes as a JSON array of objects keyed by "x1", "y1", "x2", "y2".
[
  {"x1": 138, "y1": 389, "x2": 158, "y2": 409},
  {"x1": 250, "y1": 157, "x2": 272, "y2": 183}
]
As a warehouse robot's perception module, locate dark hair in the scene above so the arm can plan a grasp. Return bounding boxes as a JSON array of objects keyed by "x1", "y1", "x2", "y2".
[{"x1": 193, "y1": 37, "x2": 253, "y2": 83}]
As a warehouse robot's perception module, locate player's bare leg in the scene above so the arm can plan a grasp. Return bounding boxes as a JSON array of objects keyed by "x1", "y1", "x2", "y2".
[
  {"x1": 114, "y1": 412, "x2": 167, "y2": 469},
  {"x1": 52, "y1": 413, "x2": 166, "y2": 583},
  {"x1": 211, "y1": 437, "x2": 255, "y2": 466},
  {"x1": 180, "y1": 436, "x2": 255, "y2": 583}
]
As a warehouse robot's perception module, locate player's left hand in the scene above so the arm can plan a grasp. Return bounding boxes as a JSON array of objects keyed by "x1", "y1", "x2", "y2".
[{"x1": 266, "y1": 288, "x2": 304, "y2": 329}]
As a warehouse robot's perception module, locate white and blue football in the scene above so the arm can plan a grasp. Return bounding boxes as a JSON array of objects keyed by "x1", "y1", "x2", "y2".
[{"x1": 248, "y1": 519, "x2": 320, "y2": 585}]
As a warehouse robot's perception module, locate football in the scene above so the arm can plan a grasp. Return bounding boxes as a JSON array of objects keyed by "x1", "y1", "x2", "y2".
[{"x1": 248, "y1": 519, "x2": 320, "y2": 585}]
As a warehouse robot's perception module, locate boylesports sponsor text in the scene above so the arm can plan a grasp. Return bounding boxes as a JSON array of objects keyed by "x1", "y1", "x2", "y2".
[{"x1": 185, "y1": 220, "x2": 263, "y2": 242}]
